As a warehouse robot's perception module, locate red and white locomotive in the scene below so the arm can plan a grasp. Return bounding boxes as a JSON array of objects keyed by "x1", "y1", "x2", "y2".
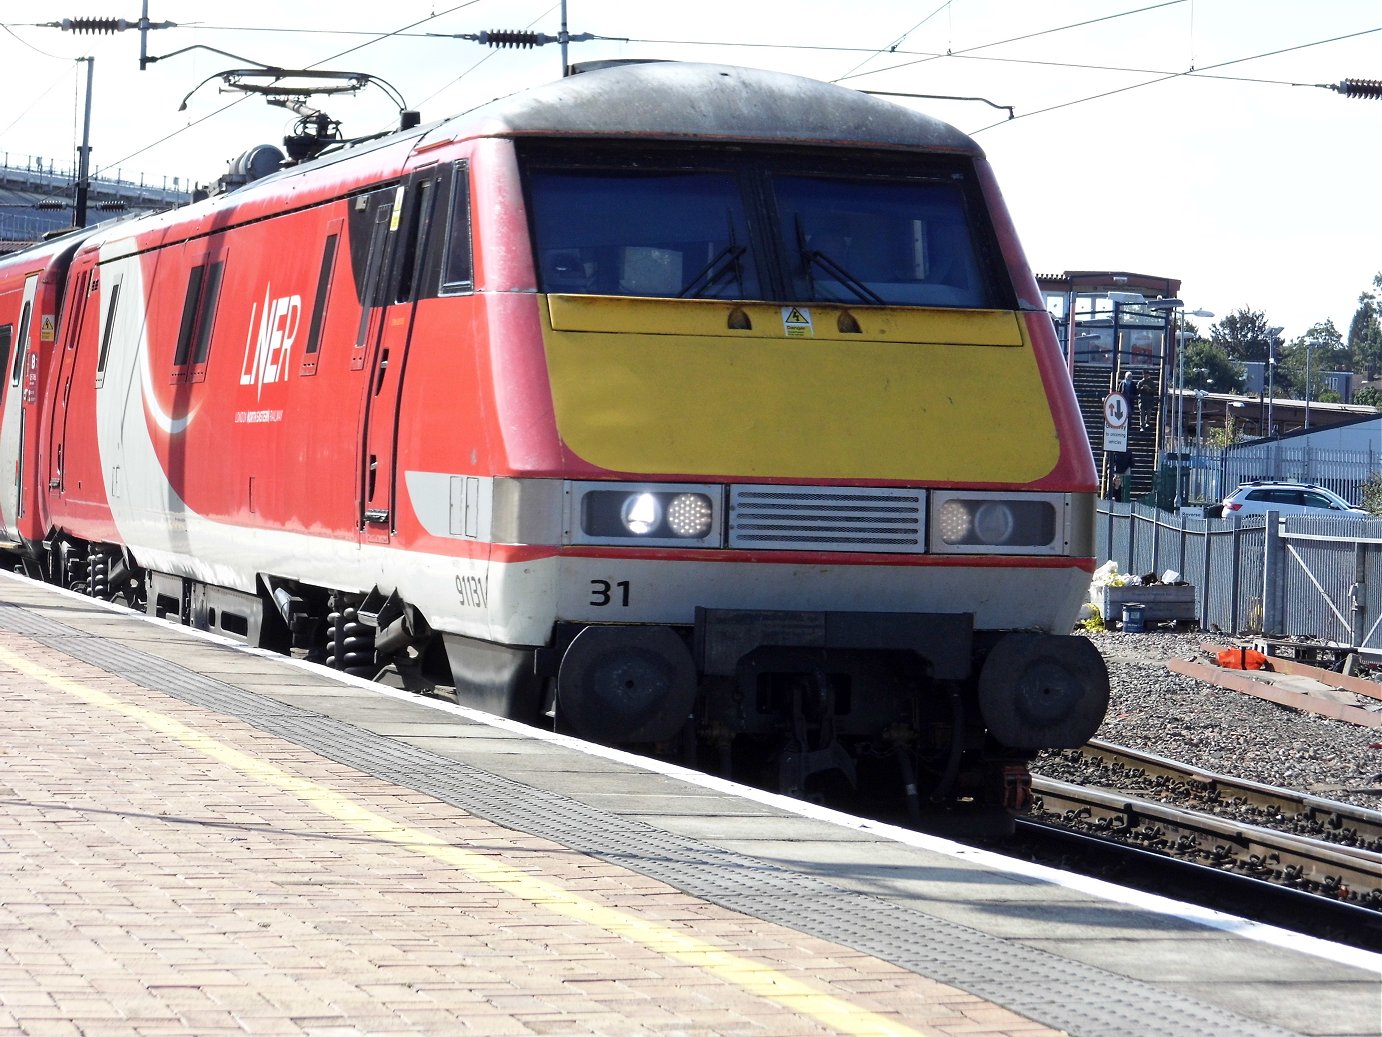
[{"x1": 0, "y1": 61, "x2": 1107, "y2": 812}]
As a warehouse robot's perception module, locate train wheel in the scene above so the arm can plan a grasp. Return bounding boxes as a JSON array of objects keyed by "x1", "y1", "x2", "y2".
[
  {"x1": 977, "y1": 633, "x2": 1110, "y2": 749},
  {"x1": 556, "y1": 626, "x2": 696, "y2": 745}
]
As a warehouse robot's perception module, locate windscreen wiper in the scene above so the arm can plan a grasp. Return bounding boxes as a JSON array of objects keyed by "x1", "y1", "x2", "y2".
[
  {"x1": 803, "y1": 248, "x2": 884, "y2": 305},
  {"x1": 679, "y1": 243, "x2": 746, "y2": 299},
  {"x1": 795, "y1": 217, "x2": 884, "y2": 306}
]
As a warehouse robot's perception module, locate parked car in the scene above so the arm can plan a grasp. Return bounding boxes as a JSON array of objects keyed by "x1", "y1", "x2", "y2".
[{"x1": 1220, "y1": 481, "x2": 1370, "y2": 518}]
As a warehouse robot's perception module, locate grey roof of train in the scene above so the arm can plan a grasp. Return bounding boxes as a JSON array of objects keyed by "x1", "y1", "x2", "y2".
[
  {"x1": 457, "y1": 61, "x2": 984, "y2": 155},
  {"x1": 194, "y1": 61, "x2": 986, "y2": 188}
]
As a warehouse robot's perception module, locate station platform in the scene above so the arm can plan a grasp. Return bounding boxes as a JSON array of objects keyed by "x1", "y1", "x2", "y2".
[{"x1": 0, "y1": 570, "x2": 1377, "y2": 1037}]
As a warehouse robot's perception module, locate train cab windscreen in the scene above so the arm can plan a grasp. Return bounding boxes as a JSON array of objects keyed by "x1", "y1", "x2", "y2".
[
  {"x1": 771, "y1": 175, "x2": 989, "y2": 308},
  {"x1": 521, "y1": 145, "x2": 1008, "y2": 309},
  {"x1": 525, "y1": 167, "x2": 759, "y2": 300}
]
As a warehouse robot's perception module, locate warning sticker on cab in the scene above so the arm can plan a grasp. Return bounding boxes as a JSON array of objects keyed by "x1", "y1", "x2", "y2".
[{"x1": 782, "y1": 306, "x2": 813, "y2": 337}]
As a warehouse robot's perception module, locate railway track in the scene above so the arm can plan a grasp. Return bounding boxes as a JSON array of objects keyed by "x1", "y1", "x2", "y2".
[
  {"x1": 1052, "y1": 738, "x2": 1382, "y2": 852},
  {"x1": 1023, "y1": 739, "x2": 1382, "y2": 950}
]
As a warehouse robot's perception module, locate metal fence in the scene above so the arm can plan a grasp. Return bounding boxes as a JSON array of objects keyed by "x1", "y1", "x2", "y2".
[
  {"x1": 1096, "y1": 501, "x2": 1382, "y2": 648},
  {"x1": 1176, "y1": 441, "x2": 1382, "y2": 507}
]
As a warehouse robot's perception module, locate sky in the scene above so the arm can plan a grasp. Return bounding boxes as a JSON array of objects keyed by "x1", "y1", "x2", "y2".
[{"x1": 1, "y1": 1, "x2": 1378, "y2": 341}]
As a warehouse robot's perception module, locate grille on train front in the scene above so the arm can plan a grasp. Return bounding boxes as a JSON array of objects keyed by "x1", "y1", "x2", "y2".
[{"x1": 727, "y1": 485, "x2": 925, "y2": 553}]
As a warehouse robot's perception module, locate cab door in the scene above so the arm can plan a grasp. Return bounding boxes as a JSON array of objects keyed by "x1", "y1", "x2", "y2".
[{"x1": 355, "y1": 167, "x2": 443, "y2": 544}]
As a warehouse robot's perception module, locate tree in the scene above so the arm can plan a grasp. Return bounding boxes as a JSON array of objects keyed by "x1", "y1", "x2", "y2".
[
  {"x1": 1348, "y1": 273, "x2": 1382, "y2": 379},
  {"x1": 1207, "y1": 413, "x2": 1245, "y2": 448},
  {"x1": 1278, "y1": 321, "x2": 1345, "y2": 401},
  {"x1": 1180, "y1": 340, "x2": 1243, "y2": 393},
  {"x1": 1353, "y1": 385, "x2": 1382, "y2": 409},
  {"x1": 1363, "y1": 470, "x2": 1382, "y2": 516},
  {"x1": 1210, "y1": 308, "x2": 1281, "y2": 363}
]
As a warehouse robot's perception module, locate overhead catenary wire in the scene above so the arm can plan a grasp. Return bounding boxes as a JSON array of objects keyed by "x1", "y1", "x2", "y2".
[
  {"x1": 412, "y1": 3, "x2": 560, "y2": 113},
  {"x1": 1, "y1": 4, "x2": 1375, "y2": 180},
  {"x1": 1, "y1": 0, "x2": 1191, "y2": 83},
  {"x1": 831, "y1": 1, "x2": 951, "y2": 83},
  {"x1": 968, "y1": 24, "x2": 1382, "y2": 133},
  {"x1": 0, "y1": 3, "x2": 485, "y2": 176},
  {"x1": 607, "y1": 0, "x2": 1367, "y2": 97},
  {"x1": 831, "y1": 0, "x2": 1192, "y2": 84},
  {"x1": 2, "y1": 22, "x2": 69, "y2": 59},
  {"x1": 89, "y1": 1, "x2": 484, "y2": 175},
  {"x1": 614, "y1": 35, "x2": 1360, "y2": 93},
  {"x1": 0, "y1": 63, "x2": 75, "y2": 137},
  {"x1": 4, "y1": 5, "x2": 1361, "y2": 98}
]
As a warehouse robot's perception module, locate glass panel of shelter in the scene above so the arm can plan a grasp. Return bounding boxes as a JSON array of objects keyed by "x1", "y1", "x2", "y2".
[{"x1": 1060, "y1": 295, "x2": 1168, "y2": 370}]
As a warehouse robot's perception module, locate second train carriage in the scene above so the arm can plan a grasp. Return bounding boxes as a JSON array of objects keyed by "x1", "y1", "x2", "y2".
[{"x1": 0, "y1": 62, "x2": 1108, "y2": 810}]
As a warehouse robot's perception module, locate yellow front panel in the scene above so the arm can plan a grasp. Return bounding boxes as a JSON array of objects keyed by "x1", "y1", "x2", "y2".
[{"x1": 542, "y1": 296, "x2": 1059, "y2": 482}]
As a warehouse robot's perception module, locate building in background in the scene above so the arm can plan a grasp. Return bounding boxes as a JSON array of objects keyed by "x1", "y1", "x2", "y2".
[{"x1": 1, "y1": 153, "x2": 191, "y2": 253}]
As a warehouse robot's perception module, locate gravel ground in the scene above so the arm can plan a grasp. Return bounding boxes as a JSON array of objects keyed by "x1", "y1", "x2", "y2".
[{"x1": 1033, "y1": 629, "x2": 1382, "y2": 812}]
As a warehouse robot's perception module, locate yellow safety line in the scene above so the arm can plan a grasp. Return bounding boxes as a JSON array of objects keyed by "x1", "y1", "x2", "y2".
[{"x1": 0, "y1": 645, "x2": 937, "y2": 1037}]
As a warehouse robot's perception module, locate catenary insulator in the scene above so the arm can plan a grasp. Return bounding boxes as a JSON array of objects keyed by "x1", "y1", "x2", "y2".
[
  {"x1": 477, "y1": 30, "x2": 553, "y2": 49},
  {"x1": 1330, "y1": 78, "x2": 1382, "y2": 99},
  {"x1": 60, "y1": 17, "x2": 129, "y2": 33}
]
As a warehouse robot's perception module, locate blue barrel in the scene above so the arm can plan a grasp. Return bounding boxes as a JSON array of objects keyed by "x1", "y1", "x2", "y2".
[{"x1": 1121, "y1": 603, "x2": 1146, "y2": 633}]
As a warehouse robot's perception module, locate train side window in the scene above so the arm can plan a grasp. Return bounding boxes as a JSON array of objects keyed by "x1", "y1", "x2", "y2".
[
  {"x1": 301, "y1": 219, "x2": 343, "y2": 377},
  {"x1": 441, "y1": 161, "x2": 473, "y2": 294},
  {"x1": 173, "y1": 256, "x2": 226, "y2": 384},
  {"x1": 95, "y1": 280, "x2": 121, "y2": 389},
  {"x1": 171, "y1": 265, "x2": 205, "y2": 373},
  {"x1": 354, "y1": 195, "x2": 394, "y2": 351},
  {"x1": 394, "y1": 178, "x2": 436, "y2": 304},
  {"x1": 0, "y1": 325, "x2": 12, "y2": 389},
  {"x1": 11, "y1": 302, "x2": 31, "y2": 386},
  {"x1": 190, "y1": 260, "x2": 225, "y2": 380}
]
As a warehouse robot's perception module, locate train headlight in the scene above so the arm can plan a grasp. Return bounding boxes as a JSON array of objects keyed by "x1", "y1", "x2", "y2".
[
  {"x1": 666, "y1": 493, "x2": 714, "y2": 538},
  {"x1": 973, "y1": 502, "x2": 1016, "y2": 544},
  {"x1": 621, "y1": 493, "x2": 662, "y2": 535},
  {"x1": 570, "y1": 483, "x2": 724, "y2": 547},
  {"x1": 930, "y1": 492, "x2": 1067, "y2": 554}
]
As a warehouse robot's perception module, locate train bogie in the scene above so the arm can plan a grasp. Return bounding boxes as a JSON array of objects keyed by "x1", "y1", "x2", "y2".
[{"x1": 0, "y1": 61, "x2": 1109, "y2": 819}]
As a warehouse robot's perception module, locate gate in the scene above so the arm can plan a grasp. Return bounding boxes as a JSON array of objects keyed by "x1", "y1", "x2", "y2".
[{"x1": 1266, "y1": 515, "x2": 1382, "y2": 649}]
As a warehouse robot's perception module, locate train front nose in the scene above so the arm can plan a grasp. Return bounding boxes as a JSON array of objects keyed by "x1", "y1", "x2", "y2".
[
  {"x1": 557, "y1": 626, "x2": 697, "y2": 744},
  {"x1": 977, "y1": 633, "x2": 1109, "y2": 749}
]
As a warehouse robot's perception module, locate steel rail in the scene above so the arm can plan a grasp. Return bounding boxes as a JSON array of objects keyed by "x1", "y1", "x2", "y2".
[
  {"x1": 1067, "y1": 738, "x2": 1382, "y2": 851},
  {"x1": 1030, "y1": 774, "x2": 1382, "y2": 909},
  {"x1": 1012, "y1": 811, "x2": 1382, "y2": 952}
]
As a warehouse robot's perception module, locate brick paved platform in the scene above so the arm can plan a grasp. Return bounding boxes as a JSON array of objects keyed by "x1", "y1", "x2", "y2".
[{"x1": 0, "y1": 573, "x2": 1377, "y2": 1037}]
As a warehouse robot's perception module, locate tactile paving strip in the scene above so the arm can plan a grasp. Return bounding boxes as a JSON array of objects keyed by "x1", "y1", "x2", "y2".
[{"x1": 0, "y1": 604, "x2": 1299, "y2": 1037}]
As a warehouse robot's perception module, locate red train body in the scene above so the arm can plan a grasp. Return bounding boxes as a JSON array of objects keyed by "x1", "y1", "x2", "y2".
[{"x1": 0, "y1": 62, "x2": 1107, "y2": 815}]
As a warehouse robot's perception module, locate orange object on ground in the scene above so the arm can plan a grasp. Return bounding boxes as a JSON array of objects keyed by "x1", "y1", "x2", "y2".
[{"x1": 1217, "y1": 647, "x2": 1268, "y2": 670}]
